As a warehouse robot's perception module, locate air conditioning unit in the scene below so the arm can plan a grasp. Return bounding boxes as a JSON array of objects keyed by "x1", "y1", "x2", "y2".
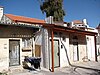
[{"x1": 45, "y1": 16, "x2": 53, "y2": 24}]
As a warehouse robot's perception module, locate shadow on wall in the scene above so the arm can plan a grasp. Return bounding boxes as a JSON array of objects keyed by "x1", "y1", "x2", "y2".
[{"x1": 60, "y1": 35, "x2": 100, "y2": 75}]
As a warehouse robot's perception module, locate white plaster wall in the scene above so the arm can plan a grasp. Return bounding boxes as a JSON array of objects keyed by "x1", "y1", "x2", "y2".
[
  {"x1": 60, "y1": 37, "x2": 70, "y2": 67},
  {"x1": 79, "y1": 45, "x2": 87, "y2": 61},
  {"x1": 1, "y1": 15, "x2": 12, "y2": 24},
  {"x1": 69, "y1": 44, "x2": 73, "y2": 62},
  {"x1": 41, "y1": 28, "x2": 49, "y2": 68},
  {"x1": 69, "y1": 34, "x2": 87, "y2": 63},
  {"x1": 69, "y1": 45, "x2": 87, "y2": 62},
  {"x1": 0, "y1": 38, "x2": 9, "y2": 72}
]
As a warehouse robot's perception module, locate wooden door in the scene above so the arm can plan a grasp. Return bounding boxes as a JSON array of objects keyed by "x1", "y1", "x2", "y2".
[{"x1": 35, "y1": 45, "x2": 41, "y2": 57}]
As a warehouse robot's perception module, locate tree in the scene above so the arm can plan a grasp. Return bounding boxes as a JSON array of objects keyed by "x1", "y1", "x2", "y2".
[{"x1": 40, "y1": 0, "x2": 65, "y2": 21}]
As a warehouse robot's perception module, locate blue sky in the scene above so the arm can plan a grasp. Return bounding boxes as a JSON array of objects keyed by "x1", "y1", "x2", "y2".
[{"x1": 0, "y1": 0, "x2": 100, "y2": 27}]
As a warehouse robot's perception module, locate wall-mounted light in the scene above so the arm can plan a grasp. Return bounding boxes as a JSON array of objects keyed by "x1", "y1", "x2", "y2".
[
  {"x1": 62, "y1": 36, "x2": 66, "y2": 42},
  {"x1": 61, "y1": 45, "x2": 63, "y2": 48},
  {"x1": 87, "y1": 37, "x2": 89, "y2": 41}
]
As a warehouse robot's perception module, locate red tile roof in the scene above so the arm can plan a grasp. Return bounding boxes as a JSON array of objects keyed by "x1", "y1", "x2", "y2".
[
  {"x1": 5, "y1": 14, "x2": 45, "y2": 24},
  {"x1": 73, "y1": 20, "x2": 83, "y2": 24}
]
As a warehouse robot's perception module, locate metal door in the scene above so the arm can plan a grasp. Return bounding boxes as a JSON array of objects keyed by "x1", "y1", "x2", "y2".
[
  {"x1": 54, "y1": 40, "x2": 60, "y2": 67},
  {"x1": 50, "y1": 40, "x2": 60, "y2": 68},
  {"x1": 9, "y1": 40, "x2": 20, "y2": 66}
]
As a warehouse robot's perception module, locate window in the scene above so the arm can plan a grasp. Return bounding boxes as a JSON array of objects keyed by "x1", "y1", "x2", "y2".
[{"x1": 22, "y1": 38, "x2": 32, "y2": 48}]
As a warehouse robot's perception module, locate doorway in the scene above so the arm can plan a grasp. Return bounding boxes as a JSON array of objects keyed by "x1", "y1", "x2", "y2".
[
  {"x1": 50, "y1": 40, "x2": 60, "y2": 68},
  {"x1": 9, "y1": 40, "x2": 20, "y2": 66},
  {"x1": 73, "y1": 42, "x2": 79, "y2": 61}
]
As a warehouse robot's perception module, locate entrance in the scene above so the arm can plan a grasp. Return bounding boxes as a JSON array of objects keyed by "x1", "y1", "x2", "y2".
[
  {"x1": 50, "y1": 40, "x2": 60, "y2": 68},
  {"x1": 9, "y1": 40, "x2": 20, "y2": 66}
]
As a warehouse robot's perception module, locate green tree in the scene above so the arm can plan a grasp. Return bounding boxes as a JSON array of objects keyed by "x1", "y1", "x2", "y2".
[{"x1": 40, "y1": 0, "x2": 65, "y2": 21}]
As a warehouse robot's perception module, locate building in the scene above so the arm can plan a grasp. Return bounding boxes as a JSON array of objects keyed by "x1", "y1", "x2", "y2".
[
  {"x1": 35, "y1": 17, "x2": 98, "y2": 72},
  {"x1": 0, "y1": 7, "x2": 45, "y2": 72},
  {"x1": 96, "y1": 24, "x2": 100, "y2": 61}
]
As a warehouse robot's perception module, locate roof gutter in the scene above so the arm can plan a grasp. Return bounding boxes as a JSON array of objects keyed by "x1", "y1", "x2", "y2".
[{"x1": 0, "y1": 22, "x2": 40, "y2": 29}]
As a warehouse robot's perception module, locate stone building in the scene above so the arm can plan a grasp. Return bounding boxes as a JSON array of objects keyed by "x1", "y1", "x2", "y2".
[{"x1": 0, "y1": 7, "x2": 45, "y2": 72}]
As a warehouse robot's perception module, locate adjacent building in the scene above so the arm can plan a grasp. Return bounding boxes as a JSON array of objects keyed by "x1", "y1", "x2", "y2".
[
  {"x1": 36, "y1": 17, "x2": 98, "y2": 72},
  {"x1": 96, "y1": 24, "x2": 100, "y2": 61}
]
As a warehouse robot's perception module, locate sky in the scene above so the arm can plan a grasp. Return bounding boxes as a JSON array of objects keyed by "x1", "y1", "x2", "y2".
[{"x1": 0, "y1": 0, "x2": 100, "y2": 28}]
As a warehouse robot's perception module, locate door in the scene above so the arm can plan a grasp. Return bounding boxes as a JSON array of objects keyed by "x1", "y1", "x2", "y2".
[
  {"x1": 50, "y1": 40, "x2": 60, "y2": 68},
  {"x1": 9, "y1": 40, "x2": 20, "y2": 66},
  {"x1": 73, "y1": 42, "x2": 79, "y2": 61},
  {"x1": 54, "y1": 40, "x2": 60, "y2": 67},
  {"x1": 35, "y1": 45, "x2": 41, "y2": 57}
]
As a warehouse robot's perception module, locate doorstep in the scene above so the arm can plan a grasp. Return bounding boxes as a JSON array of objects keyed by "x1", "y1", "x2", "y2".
[{"x1": 8, "y1": 65, "x2": 24, "y2": 73}]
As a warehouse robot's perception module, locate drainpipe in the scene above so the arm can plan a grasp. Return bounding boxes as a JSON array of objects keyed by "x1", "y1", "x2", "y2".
[{"x1": 51, "y1": 29, "x2": 54, "y2": 72}]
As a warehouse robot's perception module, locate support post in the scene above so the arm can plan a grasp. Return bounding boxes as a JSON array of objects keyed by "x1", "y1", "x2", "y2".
[
  {"x1": 94, "y1": 35, "x2": 97, "y2": 61},
  {"x1": 51, "y1": 30, "x2": 54, "y2": 72}
]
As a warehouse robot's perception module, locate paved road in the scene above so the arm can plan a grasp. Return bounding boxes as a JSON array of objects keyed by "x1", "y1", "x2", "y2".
[
  {"x1": 8, "y1": 67, "x2": 100, "y2": 75},
  {"x1": 8, "y1": 68, "x2": 100, "y2": 75},
  {"x1": 8, "y1": 61, "x2": 100, "y2": 75}
]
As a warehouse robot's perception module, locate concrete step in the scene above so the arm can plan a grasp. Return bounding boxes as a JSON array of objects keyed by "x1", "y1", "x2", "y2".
[{"x1": 8, "y1": 66, "x2": 24, "y2": 73}]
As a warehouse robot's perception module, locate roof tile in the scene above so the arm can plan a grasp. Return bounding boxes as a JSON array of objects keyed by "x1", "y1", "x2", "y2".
[
  {"x1": 73, "y1": 20, "x2": 82, "y2": 24},
  {"x1": 5, "y1": 14, "x2": 45, "y2": 24}
]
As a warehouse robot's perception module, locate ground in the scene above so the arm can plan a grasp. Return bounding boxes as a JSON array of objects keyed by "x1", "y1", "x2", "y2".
[{"x1": 4, "y1": 61, "x2": 100, "y2": 75}]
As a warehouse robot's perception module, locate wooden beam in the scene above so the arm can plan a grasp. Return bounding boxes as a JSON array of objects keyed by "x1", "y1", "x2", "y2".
[
  {"x1": 53, "y1": 28, "x2": 96, "y2": 36},
  {"x1": 51, "y1": 29, "x2": 54, "y2": 72},
  {"x1": 43, "y1": 24, "x2": 97, "y2": 36},
  {"x1": 94, "y1": 35, "x2": 97, "y2": 61}
]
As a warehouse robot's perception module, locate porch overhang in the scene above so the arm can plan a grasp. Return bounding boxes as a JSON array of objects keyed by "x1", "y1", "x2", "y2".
[
  {"x1": 43, "y1": 24, "x2": 98, "y2": 72},
  {"x1": 43, "y1": 24, "x2": 97, "y2": 36}
]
